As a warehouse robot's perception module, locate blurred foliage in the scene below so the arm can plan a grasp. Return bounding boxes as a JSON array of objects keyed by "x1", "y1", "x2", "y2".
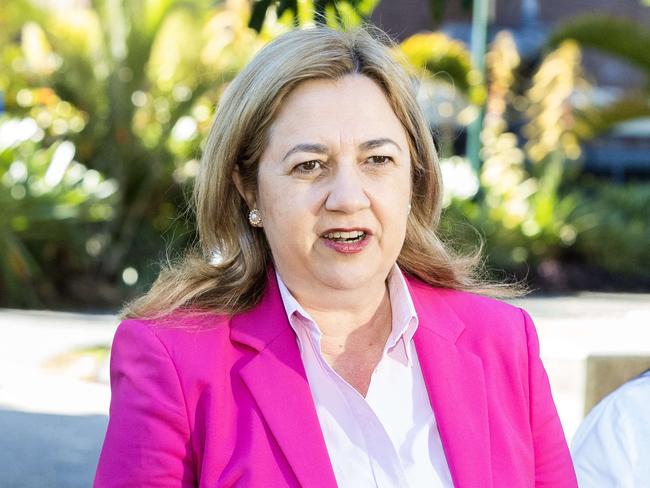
[
  {"x1": 399, "y1": 32, "x2": 484, "y2": 104},
  {"x1": 0, "y1": 0, "x2": 269, "y2": 307},
  {"x1": 548, "y1": 15, "x2": 650, "y2": 137},
  {"x1": 442, "y1": 34, "x2": 585, "y2": 268},
  {"x1": 397, "y1": 31, "x2": 486, "y2": 159},
  {"x1": 0, "y1": 113, "x2": 117, "y2": 306},
  {"x1": 248, "y1": 0, "x2": 379, "y2": 31},
  {"x1": 576, "y1": 93, "x2": 650, "y2": 137},
  {"x1": 549, "y1": 15, "x2": 650, "y2": 78},
  {"x1": 571, "y1": 180, "x2": 650, "y2": 276},
  {"x1": 440, "y1": 30, "x2": 649, "y2": 285},
  {"x1": 1, "y1": 1, "x2": 649, "y2": 308}
]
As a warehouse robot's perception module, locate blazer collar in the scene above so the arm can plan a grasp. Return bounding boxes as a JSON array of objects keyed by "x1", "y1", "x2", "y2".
[
  {"x1": 230, "y1": 267, "x2": 467, "y2": 351},
  {"x1": 229, "y1": 267, "x2": 289, "y2": 352},
  {"x1": 230, "y1": 268, "x2": 338, "y2": 488},
  {"x1": 406, "y1": 275, "x2": 493, "y2": 488},
  {"x1": 402, "y1": 272, "x2": 466, "y2": 343},
  {"x1": 230, "y1": 268, "x2": 492, "y2": 488}
]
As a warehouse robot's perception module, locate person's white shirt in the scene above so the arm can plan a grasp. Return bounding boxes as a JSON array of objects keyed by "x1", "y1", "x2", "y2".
[
  {"x1": 571, "y1": 370, "x2": 650, "y2": 487},
  {"x1": 276, "y1": 264, "x2": 454, "y2": 488}
]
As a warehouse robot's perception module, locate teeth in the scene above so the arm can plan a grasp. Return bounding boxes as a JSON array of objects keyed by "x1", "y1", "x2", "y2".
[{"x1": 324, "y1": 230, "x2": 365, "y2": 239}]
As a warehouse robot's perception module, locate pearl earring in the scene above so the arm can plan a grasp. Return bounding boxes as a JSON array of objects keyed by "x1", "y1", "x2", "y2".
[
  {"x1": 407, "y1": 203, "x2": 412, "y2": 214},
  {"x1": 248, "y1": 208, "x2": 262, "y2": 227}
]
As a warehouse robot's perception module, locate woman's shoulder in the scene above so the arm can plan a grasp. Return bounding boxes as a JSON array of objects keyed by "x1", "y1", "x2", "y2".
[
  {"x1": 407, "y1": 278, "x2": 534, "y2": 351},
  {"x1": 113, "y1": 310, "x2": 233, "y2": 365},
  {"x1": 432, "y1": 286, "x2": 520, "y2": 312},
  {"x1": 117, "y1": 309, "x2": 231, "y2": 335},
  {"x1": 408, "y1": 278, "x2": 527, "y2": 324},
  {"x1": 127, "y1": 308, "x2": 231, "y2": 327}
]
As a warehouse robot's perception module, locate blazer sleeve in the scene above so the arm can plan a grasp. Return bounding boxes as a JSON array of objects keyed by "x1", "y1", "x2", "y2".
[
  {"x1": 94, "y1": 320, "x2": 195, "y2": 487},
  {"x1": 521, "y1": 308, "x2": 578, "y2": 488}
]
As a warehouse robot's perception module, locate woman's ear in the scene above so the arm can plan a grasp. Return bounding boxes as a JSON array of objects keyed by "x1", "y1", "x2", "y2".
[{"x1": 232, "y1": 165, "x2": 256, "y2": 208}]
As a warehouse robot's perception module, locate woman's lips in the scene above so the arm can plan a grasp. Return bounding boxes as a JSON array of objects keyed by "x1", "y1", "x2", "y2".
[{"x1": 320, "y1": 233, "x2": 371, "y2": 254}]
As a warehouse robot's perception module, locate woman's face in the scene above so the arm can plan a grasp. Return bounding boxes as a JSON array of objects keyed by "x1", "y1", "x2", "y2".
[{"x1": 250, "y1": 74, "x2": 412, "y2": 294}]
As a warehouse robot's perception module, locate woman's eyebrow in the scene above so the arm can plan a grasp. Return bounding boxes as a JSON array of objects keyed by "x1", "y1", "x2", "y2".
[
  {"x1": 358, "y1": 138, "x2": 402, "y2": 152},
  {"x1": 281, "y1": 138, "x2": 402, "y2": 162},
  {"x1": 282, "y1": 143, "x2": 329, "y2": 162}
]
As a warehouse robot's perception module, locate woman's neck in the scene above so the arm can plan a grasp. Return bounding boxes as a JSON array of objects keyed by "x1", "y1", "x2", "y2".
[
  {"x1": 303, "y1": 283, "x2": 393, "y2": 397},
  {"x1": 288, "y1": 278, "x2": 393, "y2": 351},
  {"x1": 318, "y1": 286, "x2": 390, "y2": 336},
  {"x1": 279, "y1": 272, "x2": 394, "y2": 396}
]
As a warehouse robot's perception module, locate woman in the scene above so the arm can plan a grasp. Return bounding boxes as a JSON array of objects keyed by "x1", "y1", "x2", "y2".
[{"x1": 94, "y1": 26, "x2": 577, "y2": 487}]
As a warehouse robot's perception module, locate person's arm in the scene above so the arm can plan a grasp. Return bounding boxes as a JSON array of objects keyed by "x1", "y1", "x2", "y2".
[
  {"x1": 571, "y1": 396, "x2": 635, "y2": 487},
  {"x1": 571, "y1": 377, "x2": 650, "y2": 487},
  {"x1": 521, "y1": 309, "x2": 578, "y2": 487},
  {"x1": 94, "y1": 320, "x2": 196, "y2": 487}
]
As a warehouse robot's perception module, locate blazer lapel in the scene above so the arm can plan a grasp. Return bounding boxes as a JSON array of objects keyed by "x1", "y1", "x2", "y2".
[
  {"x1": 230, "y1": 271, "x2": 338, "y2": 488},
  {"x1": 407, "y1": 278, "x2": 493, "y2": 488}
]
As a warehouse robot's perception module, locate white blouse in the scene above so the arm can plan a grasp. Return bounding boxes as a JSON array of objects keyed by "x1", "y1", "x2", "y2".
[{"x1": 276, "y1": 265, "x2": 453, "y2": 487}]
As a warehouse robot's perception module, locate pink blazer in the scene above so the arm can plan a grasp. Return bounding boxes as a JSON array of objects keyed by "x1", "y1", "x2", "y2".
[{"x1": 95, "y1": 270, "x2": 577, "y2": 487}]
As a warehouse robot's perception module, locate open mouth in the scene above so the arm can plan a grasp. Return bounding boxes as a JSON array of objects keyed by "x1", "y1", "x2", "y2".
[{"x1": 322, "y1": 230, "x2": 367, "y2": 243}]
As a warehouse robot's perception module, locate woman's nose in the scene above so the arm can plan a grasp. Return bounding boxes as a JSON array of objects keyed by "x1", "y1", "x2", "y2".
[{"x1": 324, "y1": 163, "x2": 371, "y2": 214}]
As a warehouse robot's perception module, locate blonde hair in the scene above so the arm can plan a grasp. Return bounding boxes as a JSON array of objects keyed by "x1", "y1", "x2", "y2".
[{"x1": 123, "y1": 25, "x2": 517, "y2": 320}]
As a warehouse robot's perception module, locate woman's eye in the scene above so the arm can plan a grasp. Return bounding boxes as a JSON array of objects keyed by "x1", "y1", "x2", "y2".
[
  {"x1": 368, "y1": 155, "x2": 392, "y2": 165},
  {"x1": 294, "y1": 160, "x2": 321, "y2": 173}
]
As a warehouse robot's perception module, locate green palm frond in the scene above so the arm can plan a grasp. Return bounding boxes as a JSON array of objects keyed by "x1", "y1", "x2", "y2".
[
  {"x1": 548, "y1": 14, "x2": 650, "y2": 77},
  {"x1": 550, "y1": 15, "x2": 650, "y2": 135},
  {"x1": 576, "y1": 93, "x2": 650, "y2": 137},
  {"x1": 399, "y1": 32, "x2": 474, "y2": 94}
]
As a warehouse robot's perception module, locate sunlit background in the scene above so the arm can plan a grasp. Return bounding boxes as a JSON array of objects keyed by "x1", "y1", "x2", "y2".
[{"x1": 0, "y1": 0, "x2": 649, "y2": 486}]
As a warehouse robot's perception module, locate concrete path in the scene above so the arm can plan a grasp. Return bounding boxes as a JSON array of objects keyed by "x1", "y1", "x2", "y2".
[
  {"x1": 0, "y1": 310, "x2": 116, "y2": 488},
  {"x1": 1, "y1": 293, "x2": 649, "y2": 487}
]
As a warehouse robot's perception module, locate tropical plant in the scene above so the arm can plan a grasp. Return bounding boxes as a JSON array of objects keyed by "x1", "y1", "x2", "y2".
[
  {"x1": 398, "y1": 32, "x2": 480, "y2": 99},
  {"x1": 0, "y1": 113, "x2": 117, "y2": 306},
  {"x1": 548, "y1": 14, "x2": 650, "y2": 137},
  {"x1": 1, "y1": 0, "x2": 264, "y2": 305},
  {"x1": 570, "y1": 179, "x2": 650, "y2": 277},
  {"x1": 397, "y1": 31, "x2": 485, "y2": 158},
  {"x1": 247, "y1": 0, "x2": 380, "y2": 31},
  {"x1": 441, "y1": 32, "x2": 590, "y2": 274}
]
